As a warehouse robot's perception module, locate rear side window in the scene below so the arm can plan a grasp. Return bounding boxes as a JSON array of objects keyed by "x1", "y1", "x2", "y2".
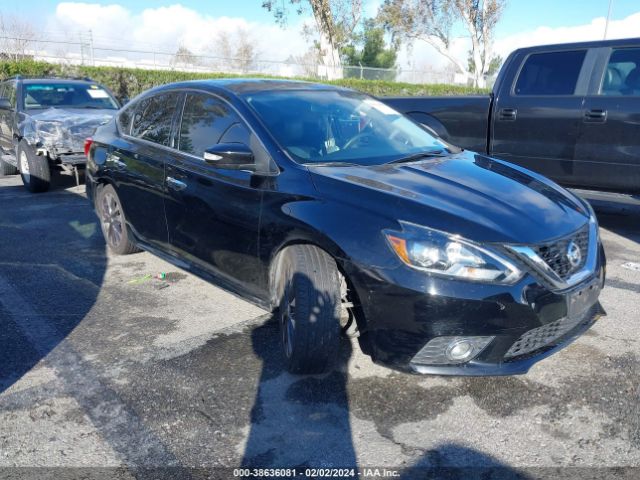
[
  {"x1": 515, "y1": 50, "x2": 586, "y2": 95},
  {"x1": 1, "y1": 81, "x2": 17, "y2": 108},
  {"x1": 601, "y1": 47, "x2": 640, "y2": 96},
  {"x1": 117, "y1": 103, "x2": 135, "y2": 135},
  {"x1": 131, "y1": 92, "x2": 180, "y2": 146},
  {"x1": 178, "y1": 93, "x2": 239, "y2": 158}
]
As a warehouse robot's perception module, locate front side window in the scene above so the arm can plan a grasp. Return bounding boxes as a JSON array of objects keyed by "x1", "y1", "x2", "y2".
[
  {"x1": 244, "y1": 89, "x2": 448, "y2": 166},
  {"x1": 22, "y1": 83, "x2": 118, "y2": 109},
  {"x1": 130, "y1": 92, "x2": 180, "y2": 146},
  {"x1": 601, "y1": 48, "x2": 640, "y2": 96},
  {"x1": 515, "y1": 50, "x2": 586, "y2": 96},
  {"x1": 178, "y1": 93, "x2": 239, "y2": 158}
]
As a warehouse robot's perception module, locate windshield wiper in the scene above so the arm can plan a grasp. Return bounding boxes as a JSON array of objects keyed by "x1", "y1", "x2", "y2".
[
  {"x1": 385, "y1": 149, "x2": 451, "y2": 165},
  {"x1": 303, "y1": 161, "x2": 362, "y2": 167}
]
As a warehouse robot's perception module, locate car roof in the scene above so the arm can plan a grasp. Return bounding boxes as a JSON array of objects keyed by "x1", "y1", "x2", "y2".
[
  {"x1": 19, "y1": 78, "x2": 100, "y2": 85},
  {"x1": 150, "y1": 78, "x2": 350, "y2": 96},
  {"x1": 514, "y1": 37, "x2": 640, "y2": 54}
]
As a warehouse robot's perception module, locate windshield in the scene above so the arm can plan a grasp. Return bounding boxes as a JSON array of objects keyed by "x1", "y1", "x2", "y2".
[
  {"x1": 244, "y1": 89, "x2": 451, "y2": 166},
  {"x1": 23, "y1": 83, "x2": 119, "y2": 110}
]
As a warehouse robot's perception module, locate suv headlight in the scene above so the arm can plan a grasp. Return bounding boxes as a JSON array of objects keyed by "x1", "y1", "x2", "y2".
[{"x1": 384, "y1": 222, "x2": 523, "y2": 284}]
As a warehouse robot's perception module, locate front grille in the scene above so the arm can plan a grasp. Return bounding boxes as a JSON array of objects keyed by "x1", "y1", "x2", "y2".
[
  {"x1": 532, "y1": 225, "x2": 589, "y2": 280},
  {"x1": 504, "y1": 304, "x2": 597, "y2": 360}
]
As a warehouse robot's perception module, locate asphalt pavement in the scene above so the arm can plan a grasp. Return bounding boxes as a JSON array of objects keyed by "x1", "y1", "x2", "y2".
[{"x1": 0, "y1": 174, "x2": 638, "y2": 479}]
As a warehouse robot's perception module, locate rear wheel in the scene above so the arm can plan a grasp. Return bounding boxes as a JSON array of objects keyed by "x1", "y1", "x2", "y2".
[
  {"x1": 18, "y1": 140, "x2": 50, "y2": 193},
  {"x1": 97, "y1": 184, "x2": 140, "y2": 255},
  {"x1": 275, "y1": 245, "x2": 342, "y2": 374}
]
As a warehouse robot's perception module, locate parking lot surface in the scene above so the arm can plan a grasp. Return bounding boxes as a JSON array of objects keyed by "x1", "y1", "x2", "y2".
[{"x1": 0, "y1": 175, "x2": 639, "y2": 478}]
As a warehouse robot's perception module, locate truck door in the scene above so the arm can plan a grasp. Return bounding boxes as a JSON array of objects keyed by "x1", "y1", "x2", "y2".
[
  {"x1": 491, "y1": 49, "x2": 592, "y2": 185},
  {"x1": 575, "y1": 45, "x2": 640, "y2": 193}
]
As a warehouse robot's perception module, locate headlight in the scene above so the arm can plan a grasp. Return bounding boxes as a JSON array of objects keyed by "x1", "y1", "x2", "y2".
[{"x1": 384, "y1": 222, "x2": 523, "y2": 284}]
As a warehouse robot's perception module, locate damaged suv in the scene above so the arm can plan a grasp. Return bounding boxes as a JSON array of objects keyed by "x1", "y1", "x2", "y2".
[
  {"x1": 87, "y1": 79, "x2": 606, "y2": 376},
  {"x1": 0, "y1": 76, "x2": 119, "y2": 192}
]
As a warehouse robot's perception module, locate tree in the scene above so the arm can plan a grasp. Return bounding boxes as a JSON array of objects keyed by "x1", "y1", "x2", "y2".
[
  {"x1": 172, "y1": 45, "x2": 198, "y2": 68},
  {"x1": 341, "y1": 19, "x2": 397, "y2": 79},
  {"x1": 262, "y1": 0, "x2": 362, "y2": 79},
  {"x1": 378, "y1": 0, "x2": 506, "y2": 87},
  {"x1": 0, "y1": 14, "x2": 35, "y2": 61},
  {"x1": 468, "y1": 51, "x2": 501, "y2": 76},
  {"x1": 214, "y1": 29, "x2": 259, "y2": 73}
]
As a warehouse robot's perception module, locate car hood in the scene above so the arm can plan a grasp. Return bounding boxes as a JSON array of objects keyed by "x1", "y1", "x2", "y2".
[
  {"x1": 307, "y1": 151, "x2": 590, "y2": 244},
  {"x1": 22, "y1": 108, "x2": 116, "y2": 153}
]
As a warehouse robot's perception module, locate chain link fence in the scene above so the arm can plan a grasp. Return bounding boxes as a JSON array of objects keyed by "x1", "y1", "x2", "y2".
[{"x1": 0, "y1": 35, "x2": 461, "y2": 85}]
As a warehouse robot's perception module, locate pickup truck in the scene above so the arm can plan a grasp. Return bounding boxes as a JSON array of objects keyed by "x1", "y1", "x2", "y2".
[{"x1": 382, "y1": 37, "x2": 640, "y2": 194}]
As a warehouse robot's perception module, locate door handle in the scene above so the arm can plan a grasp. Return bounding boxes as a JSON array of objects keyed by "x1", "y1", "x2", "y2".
[
  {"x1": 584, "y1": 109, "x2": 607, "y2": 123},
  {"x1": 499, "y1": 108, "x2": 517, "y2": 121},
  {"x1": 166, "y1": 176, "x2": 187, "y2": 191}
]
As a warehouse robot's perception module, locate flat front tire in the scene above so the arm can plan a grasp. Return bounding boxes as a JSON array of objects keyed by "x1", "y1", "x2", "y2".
[
  {"x1": 18, "y1": 140, "x2": 51, "y2": 193},
  {"x1": 276, "y1": 245, "x2": 342, "y2": 374},
  {"x1": 97, "y1": 184, "x2": 140, "y2": 255}
]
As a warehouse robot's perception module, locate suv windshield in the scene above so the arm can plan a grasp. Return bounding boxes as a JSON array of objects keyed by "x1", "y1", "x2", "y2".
[
  {"x1": 23, "y1": 83, "x2": 118, "y2": 110},
  {"x1": 244, "y1": 89, "x2": 451, "y2": 166}
]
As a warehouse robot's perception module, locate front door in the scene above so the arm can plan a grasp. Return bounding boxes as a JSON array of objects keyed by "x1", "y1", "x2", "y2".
[
  {"x1": 163, "y1": 92, "x2": 265, "y2": 298},
  {"x1": 492, "y1": 49, "x2": 590, "y2": 185}
]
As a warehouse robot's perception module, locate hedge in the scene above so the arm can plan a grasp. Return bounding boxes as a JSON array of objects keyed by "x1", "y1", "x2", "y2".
[{"x1": 0, "y1": 59, "x2": 488, "y2": 100}]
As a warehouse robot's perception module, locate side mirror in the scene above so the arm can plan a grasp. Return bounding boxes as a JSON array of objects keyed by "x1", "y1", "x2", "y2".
[
  {"x1": 0, "y1": 98, "x2": 12, "y2": 110},
  {"x1": 203, "y1": 143, "x2": 255, "y2": 170}
]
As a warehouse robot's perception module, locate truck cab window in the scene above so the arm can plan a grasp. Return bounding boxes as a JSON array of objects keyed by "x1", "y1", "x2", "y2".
[
  {"x1": 515, "y1": 50, "x2": 586, "y2": 96},
  {"x1": 601, "y1": 48, "x2": 640, "y2": 96}
]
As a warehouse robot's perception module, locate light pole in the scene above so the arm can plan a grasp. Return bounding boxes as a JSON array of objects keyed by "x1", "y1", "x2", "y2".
[{"x1": 604, "y1": 0, "x2": 613, "y2": 39}]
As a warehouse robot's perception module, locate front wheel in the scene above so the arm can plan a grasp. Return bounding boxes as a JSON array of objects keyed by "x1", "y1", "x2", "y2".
[
  {"x1": 18, "y1": 140, "x2": 51, "y2": 193},
  {"x1": 97, "y1": 184, "x2": 140, "y2": 255},
  {"x1": 276, "y1": 245, "x2": 342, "y2": 374}
]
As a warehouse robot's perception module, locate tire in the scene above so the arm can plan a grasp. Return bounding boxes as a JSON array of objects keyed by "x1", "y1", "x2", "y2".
[
  {"x1": 96, "y1": 184, "x2": 140, "y2": 255},
  {"x1": 275, "y1": 245, "x2": 342, "y2": 374},
  {"x1": 18, "y1": 140, "x2": 51, "y2": 193},
  {"x1": 0, "y1": 157, "x2": 18, "y2": 176}
]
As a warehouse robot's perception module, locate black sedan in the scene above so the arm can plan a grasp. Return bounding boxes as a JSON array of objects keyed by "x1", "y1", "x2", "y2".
[{"x1": 85, "y1": 79, "x2": 605, "y2": 375}]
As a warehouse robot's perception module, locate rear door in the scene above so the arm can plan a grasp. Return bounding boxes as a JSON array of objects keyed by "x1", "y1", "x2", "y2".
[
  {"x1": 575, "y1": 45, "x2": 640, "y2": 192},
  {"x1": 164, "y1": 91, "x2": 265, "y2": 297},
  {"x1": 491, "y1": 49, "x2": 593, "y2": 184},
  {"x1": 110, "y1": 91, "x2": 180, "y2": 247}
]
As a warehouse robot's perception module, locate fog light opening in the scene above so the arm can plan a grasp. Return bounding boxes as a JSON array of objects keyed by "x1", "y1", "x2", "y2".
[
  {"x1": 446, "y1": 339, "x2": 475, "y2": 361},
  {"x1": 411, "y1": 335, "x2": 495, "y2": 366}
]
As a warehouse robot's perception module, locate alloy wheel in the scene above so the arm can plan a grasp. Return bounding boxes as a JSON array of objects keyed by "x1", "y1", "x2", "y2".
[
  {"x1": 101, "y1": 192, "x2": 123, "y2": 248},
  {"x1": 280, "y1": 285, "x2": 296, "y2": 359}
]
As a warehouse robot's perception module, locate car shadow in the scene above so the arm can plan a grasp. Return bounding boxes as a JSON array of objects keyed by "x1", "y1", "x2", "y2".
[
  {"x1": 400, "y1": 443, "x2": 531, "y2": 479},
  {"x1": 242, "y1": 274, "x2": 358, "y2": 469},
  {"x1": 0, "y1": 178, "x2": 107, "y2": 395}
]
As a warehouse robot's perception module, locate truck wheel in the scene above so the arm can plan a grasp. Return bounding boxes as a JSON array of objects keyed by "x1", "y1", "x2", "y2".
[
  {"x1": 18, "y1": 141, "x2": 51, "y2": 193},
  {"x1": 275, "y1": 245, "x2": 342, "y2": 374},
  {"x1": 97, "y1": 184, "x2": 140, "y2": 255},
  {"x1": 0, "y1": 157, "x2": 18, "y2": 176}
]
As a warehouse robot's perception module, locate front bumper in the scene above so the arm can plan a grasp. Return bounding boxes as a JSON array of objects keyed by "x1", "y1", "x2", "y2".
[{"x1": 344, "y1": 245, "x2": 606, "y2": 376}]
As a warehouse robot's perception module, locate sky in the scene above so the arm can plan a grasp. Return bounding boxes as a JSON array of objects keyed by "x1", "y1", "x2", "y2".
[{"x1": 1, "y1": 0, "x2": 640, "y2": 71}]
